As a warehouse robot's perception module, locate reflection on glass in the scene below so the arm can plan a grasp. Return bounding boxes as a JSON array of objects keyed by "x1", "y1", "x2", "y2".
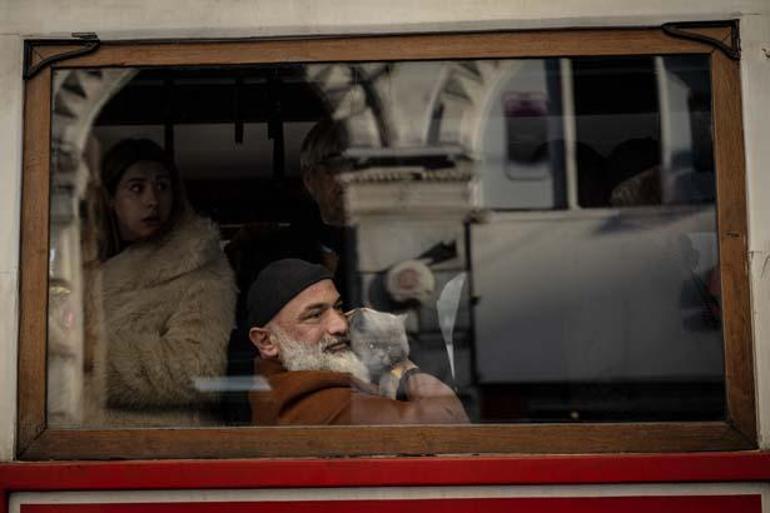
[{"x1": 47, "y1": 55, "x2": 722, "y2": 428}]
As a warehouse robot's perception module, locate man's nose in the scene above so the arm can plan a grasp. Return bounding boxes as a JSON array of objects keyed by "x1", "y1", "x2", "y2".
[{"x1": 327, "y1": 309, "x2": 348, "y2": 336}]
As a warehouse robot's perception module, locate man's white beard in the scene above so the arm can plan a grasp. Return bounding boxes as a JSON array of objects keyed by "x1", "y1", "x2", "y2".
[{"x1": 271, "y1": 326, "x2": 371, "y2": 383}]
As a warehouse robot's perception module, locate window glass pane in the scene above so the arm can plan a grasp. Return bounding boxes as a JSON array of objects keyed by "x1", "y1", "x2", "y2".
[{"x1": 46, "y1": 55, "x2": 722, "y2": 428}]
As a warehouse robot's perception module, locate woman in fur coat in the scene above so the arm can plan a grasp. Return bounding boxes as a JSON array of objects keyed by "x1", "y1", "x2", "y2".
[{"x1": 83, "y1": 139, "x2": 236, "y2": 426}]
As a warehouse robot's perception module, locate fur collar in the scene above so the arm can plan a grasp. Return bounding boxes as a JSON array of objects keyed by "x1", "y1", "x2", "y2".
[{"x1": 102, "y1": 211, "x2": 223, "y2": 292}]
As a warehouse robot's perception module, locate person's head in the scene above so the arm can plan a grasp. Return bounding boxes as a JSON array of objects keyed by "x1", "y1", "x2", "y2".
[
  {"x1": 247, "y1": 258, "x2": 369, "y2": 382},
  {"x1": 300, "y1": 119, "x2": 350, "y2": 225},
  {"x1": 99, "y1": 139, "x2": 185, "y2": 257}
]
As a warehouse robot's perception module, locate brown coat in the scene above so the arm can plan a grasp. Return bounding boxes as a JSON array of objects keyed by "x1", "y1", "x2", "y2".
[{"x1": 250, "y1": 359, "x2": 468, "y2": 425}]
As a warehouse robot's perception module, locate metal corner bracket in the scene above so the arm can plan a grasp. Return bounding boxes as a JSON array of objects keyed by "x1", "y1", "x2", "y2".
[
  {"x1": 23, "y1": 33, "x2": 101, "y2": 80},
  {"x1": 662, "y1": 20, "x2": 740, "y2": 60}
]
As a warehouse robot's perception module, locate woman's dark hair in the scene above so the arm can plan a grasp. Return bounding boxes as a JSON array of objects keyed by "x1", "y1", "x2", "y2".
[
  {"x1": 101, "y1": 139, "x2": 176, "y2": 195},
  {"x1": 97, "y1": 139, "x2": 186, "y2": 260}
]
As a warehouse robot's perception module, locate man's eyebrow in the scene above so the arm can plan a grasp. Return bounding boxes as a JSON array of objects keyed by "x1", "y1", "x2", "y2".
[
  {"x1": 299, "y1": 296, "x2": 342, "y2": 316},
  {"x1": 301, "y1": 302, "x2": 328, "y2": 312},
  {"x1": 298, "y1": 302, "x2": 330, "y2": 318}
]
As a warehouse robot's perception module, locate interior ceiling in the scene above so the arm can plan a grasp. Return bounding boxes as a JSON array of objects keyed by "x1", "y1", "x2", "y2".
[
  {"x1": 94, "y1": 67, "x2": 326, "y2": 181},
  {"x1": 95, "y1": 67, "x2": 326, "y2": 126}
]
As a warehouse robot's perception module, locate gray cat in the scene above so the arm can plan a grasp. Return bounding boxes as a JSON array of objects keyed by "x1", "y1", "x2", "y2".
[{"x1": 347, "y1": 307, "x2": 410, "y2": 383}]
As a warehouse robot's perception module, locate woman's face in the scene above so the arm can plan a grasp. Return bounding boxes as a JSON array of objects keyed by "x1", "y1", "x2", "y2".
[{"x1": 112, "y1": 160, "x2": 174, "y2": 242}]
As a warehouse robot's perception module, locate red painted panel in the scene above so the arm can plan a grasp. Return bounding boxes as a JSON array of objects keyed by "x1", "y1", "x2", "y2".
[{"x1": 18, "y1": 496, "x2": 763, "y2": 513}]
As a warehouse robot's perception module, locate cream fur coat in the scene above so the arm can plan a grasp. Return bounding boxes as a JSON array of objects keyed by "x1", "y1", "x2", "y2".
[{"x1": 84, "y1": 211, "x2": 236, "y2": 426}]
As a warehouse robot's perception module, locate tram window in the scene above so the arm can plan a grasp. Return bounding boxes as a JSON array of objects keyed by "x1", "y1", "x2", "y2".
[
  {"x1": 44, "y1": 55, "x2": 725, "y2": 428},
  {"x1": 20, "y1": 28, "x2": 753, "y2": 458}
]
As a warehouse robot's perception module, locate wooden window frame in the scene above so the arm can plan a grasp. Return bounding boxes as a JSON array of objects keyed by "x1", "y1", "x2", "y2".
[{"x1": 17, "y1": 26, "x2": 755, "y2": 460}]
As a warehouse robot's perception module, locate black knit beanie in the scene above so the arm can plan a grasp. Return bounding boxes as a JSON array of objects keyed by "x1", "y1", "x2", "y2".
[{"x1": 247, "y1": 258, "x2": 334, "y2": 328}]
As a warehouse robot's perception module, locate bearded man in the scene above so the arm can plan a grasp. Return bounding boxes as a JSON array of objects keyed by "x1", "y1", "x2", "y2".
[{"x1": 247, "y1": 258, "x2": 469, "y2": 425}]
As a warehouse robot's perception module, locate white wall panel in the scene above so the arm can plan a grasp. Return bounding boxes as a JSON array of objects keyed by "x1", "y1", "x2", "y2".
[
  {"x1": 9, "y1": 483, "x2": 770, "y2": 511},
  {"x1": 0, "y1": 0, "x2": 767, "y2": 39},
  {"x1": 0, "y1": 35, "x2": 23, "y2": 462},
  {"x1": 741, "y1": 15, "x2": 770, "y2": 449},
  {"x1": 0, "y1": 0, "x2": 768, "y2": 460}
]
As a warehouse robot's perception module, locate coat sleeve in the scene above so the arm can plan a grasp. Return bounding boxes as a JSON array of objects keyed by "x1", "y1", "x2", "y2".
[
  {"x1": 346, "y1": 375, "x2": 470, "y2": 425},
  {"x1": 105, "y1": 260, "x2": 237, "y2": 408},
  {"x1": 282, "y1": 377, "x2": 469, "y2": 425}
]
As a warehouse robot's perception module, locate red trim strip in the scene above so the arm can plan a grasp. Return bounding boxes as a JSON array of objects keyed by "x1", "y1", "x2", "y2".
[
  {"x1": 18, "y1": 497, "x2": 764, "y2": 513},
  {"x1": 4, "y1": 453, "x2": 770, "y2": 492}
]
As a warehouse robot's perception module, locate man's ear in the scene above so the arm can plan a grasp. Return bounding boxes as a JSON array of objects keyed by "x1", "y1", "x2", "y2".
[
  {"x1": 248, "y1": 327, "x2": 279, "y2": 359},
  {"x1": 302, "y1": 171, "x2": 316, "y2": 197}
]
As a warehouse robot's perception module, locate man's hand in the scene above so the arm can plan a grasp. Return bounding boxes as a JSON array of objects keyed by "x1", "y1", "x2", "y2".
[{"x1": 378, "y1": 359, "x2": 418, "y2": 399}]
